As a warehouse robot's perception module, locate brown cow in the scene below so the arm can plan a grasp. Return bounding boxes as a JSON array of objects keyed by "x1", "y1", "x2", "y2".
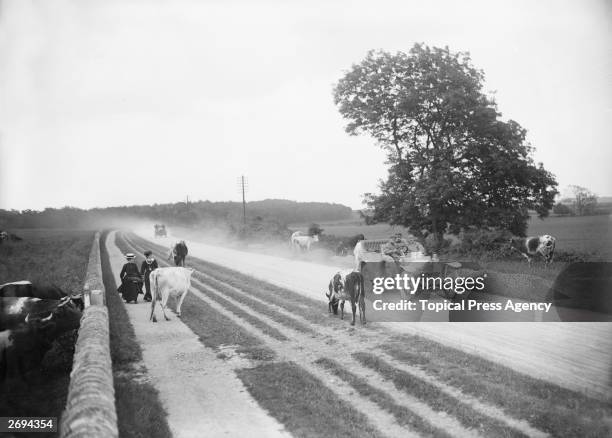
[{"x1": 326, "y1": 270, "x2": 366, "y2": 325}]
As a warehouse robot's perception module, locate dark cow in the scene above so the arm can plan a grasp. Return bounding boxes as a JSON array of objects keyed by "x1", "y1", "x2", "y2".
[
  {"x1": 0, "y1": 281, "x2": 84, "y2": 311},
  {"x1": 168, "y1": 241, "x2": 188, "y2": 266},
  {"x1": 326, "y1": 270, "x2": 366, "y2": 326},
  {"x1": 0, "y1": 294, "x2": 82, "y2": 380},
  {"x1": 509, "y1": 235, "x2": 556, "y2": 266},
  {"x1": 335, "y1": 234, "x2": 366, "y2": 256}
]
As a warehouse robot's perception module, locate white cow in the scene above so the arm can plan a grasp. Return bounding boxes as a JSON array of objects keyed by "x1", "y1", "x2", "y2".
[
  {"x1": 291, "y1": 231, "x2": 319, "y2": 252},
  {"x1": 149, "y1": 267, "x2": 194, "y2": 322}
]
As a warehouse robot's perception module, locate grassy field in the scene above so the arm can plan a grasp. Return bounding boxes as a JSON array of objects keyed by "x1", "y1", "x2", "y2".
[
  {"x1": 0, "y1": 228, "x2": 94, "y2": 437},
  {"x1": 0, "y1": 228, "x2": 94, "y2": 291},
  {"x1": 293, "y1": 212, "x2": 612, "y2": 260},
  {"x1": 99, "y1": 230, "x2": 172, "y2": 438},
  {"x1": 528, "y1": 214, "x2": 611, "y2": 258}
]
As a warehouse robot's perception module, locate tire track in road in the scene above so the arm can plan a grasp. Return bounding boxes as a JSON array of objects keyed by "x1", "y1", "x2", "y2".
[{"x1": 122, "y1": 232, "x2": 549, "y2": 438}]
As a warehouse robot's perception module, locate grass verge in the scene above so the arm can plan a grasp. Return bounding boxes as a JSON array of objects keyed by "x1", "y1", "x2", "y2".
[
  {"x1": 315, "y1": 358, "x2": 451, "y2": 438},
  {"x1": 100, "y1": 230, "x2": 172, "y2": 438},
  {"x1": 354, "y1": 352, "x2": 527, "y2": 438},
  {"x1": 379, "y1": 341, "x2": 612, "y2": 438},
  {"x1": 192, "y1": 270, "x2": 318, "y2": 336},
  {"x1": 236, "y1": 361, "x2": 382, "y2": 438}
]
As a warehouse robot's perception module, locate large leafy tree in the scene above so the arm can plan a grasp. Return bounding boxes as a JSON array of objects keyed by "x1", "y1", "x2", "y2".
[{"x1": 333, "y1": 44, "x2": 558, "y2": 246}]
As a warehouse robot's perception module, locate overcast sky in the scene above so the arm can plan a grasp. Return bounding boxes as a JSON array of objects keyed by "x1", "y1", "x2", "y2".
[{"x1": 0, "y1": 0, "x2": 610, "y2": 211}]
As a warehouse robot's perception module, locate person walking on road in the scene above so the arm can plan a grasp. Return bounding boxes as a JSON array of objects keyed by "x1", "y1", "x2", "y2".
[
  {"x1": 118, "y1": 253, "x2": 143, "y2": 304},
  {"x1": 140, "y1": 249, "x2": 158, "y2": 302}
]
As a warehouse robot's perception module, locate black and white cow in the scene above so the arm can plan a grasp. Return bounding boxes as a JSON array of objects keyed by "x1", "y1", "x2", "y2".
[
  {"x1": 509, "y1": 235, "x2": 557, "y2": 266},
  {"x1": 326, "y1": 270, "x2": 366, "y2": 326},
  {"x1": 0, "y1": 293, "x2": 82, "y2": 380},
  {"x1": 0, "y1": 281, "x2": 84, "y2": 311}
]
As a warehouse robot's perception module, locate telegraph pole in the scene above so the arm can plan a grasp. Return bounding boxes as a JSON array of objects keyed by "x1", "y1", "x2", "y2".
[{"x1": 237, "y1": 175, "x2": 248, "y2": 224}]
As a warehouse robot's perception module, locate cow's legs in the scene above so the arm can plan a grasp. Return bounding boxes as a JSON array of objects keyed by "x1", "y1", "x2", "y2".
[
  {"x1": 350, "y1": 300, "x2": 357, "y2": 326},
  {"x1": 160, "y1": 296, "x2": 171, "y2": 321},
  {"x1": 359, "y1": 288, "x2": 366, "y2": 325},
  {"x1": 340, "y1": 300, "x2": 345, "y2": 320},
  {"x1": 149, "y1": 277, "x2": 158, "y2": 322},
  {"x1": 176, "y1": 289, "x2": 188, "y2": 317},
  {"x1": 150, "y1": 299, "x2": 157, "y2": 322}
]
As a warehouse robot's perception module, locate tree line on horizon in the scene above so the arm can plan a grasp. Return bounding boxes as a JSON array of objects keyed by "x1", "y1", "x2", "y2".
[{"x1": 0, "y1": 199, "x2": 353, "y2": 230}]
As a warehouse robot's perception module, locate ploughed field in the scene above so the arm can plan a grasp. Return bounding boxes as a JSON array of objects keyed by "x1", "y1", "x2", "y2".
[
  {"x1": 117, "y1": 231, "x2": 611, "y2": 438},
  {"x1": 0, "y1": 228, "x2": 93, "y2": 432}
]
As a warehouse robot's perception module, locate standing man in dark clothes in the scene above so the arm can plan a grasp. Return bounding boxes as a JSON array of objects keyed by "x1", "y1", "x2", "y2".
[{"x1": 140, "y1": 250, "x2": 158, "y2": 302}]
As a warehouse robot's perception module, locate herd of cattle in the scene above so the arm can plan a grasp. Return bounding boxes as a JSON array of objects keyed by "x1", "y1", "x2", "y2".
[
  {"x1": 299, "y1": 231, "x2": 558, "y2": 326},
  {"x1": 0, "y1": 281, "x2": 83, "y2": 380},
  {"x1": 0, "y1": 230, "x2": 558, "y2": 380},
  {"x1": 291, "y1": 230, "x2": 557, "y2": 267}
]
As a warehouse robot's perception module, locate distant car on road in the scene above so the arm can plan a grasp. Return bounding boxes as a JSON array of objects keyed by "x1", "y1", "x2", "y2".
[{"x1": 154, "y1": 224, "x2": 167, "y2": 238}]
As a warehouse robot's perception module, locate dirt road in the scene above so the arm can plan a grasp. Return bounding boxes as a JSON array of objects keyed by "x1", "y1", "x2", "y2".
[{"x1": 137, "y1": 229, "x2": 612, "y2": 401}]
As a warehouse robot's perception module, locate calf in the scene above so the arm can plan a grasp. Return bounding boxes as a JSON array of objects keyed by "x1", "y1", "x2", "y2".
[
  {"x1": 149, "y1": 267, "x2": 194, "y2": 322},
  {"x1": 335, "y1": 234, "x2": 366, "y2": 256},
  {"x1": 326, "y1": 270, "x2": 366, "y2": 325},
  {"x1": 509, "y1": 235, "x2": 556, "y2": 266}
]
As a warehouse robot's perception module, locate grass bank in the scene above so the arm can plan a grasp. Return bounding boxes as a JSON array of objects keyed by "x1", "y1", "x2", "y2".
[
  {"x1": 380, "y1": 339, "x2": 612, "y2": 438},
  {"x1": 236, "y1": 361, "x2": 382, "y2": 438}
]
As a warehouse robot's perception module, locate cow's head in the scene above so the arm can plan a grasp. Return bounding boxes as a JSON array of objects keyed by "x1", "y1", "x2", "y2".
[
  {"x1": 27, "y1": 296, "x2": 82, "y2": 335},
  {"x1": 332, "y1": 273, "x2": 344, "y2": 293},
  {"x1": 540, "y1": 235, "x2": 556, "y2": 247}
]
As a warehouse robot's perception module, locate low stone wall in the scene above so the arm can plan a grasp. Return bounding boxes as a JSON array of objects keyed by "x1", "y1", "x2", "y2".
[
  {"x1": 60, "y1": 232, "x2": 118, "y2": 438},
  {"x1": 83, "y1": 231, "x2": 105, "y2": 305}
]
